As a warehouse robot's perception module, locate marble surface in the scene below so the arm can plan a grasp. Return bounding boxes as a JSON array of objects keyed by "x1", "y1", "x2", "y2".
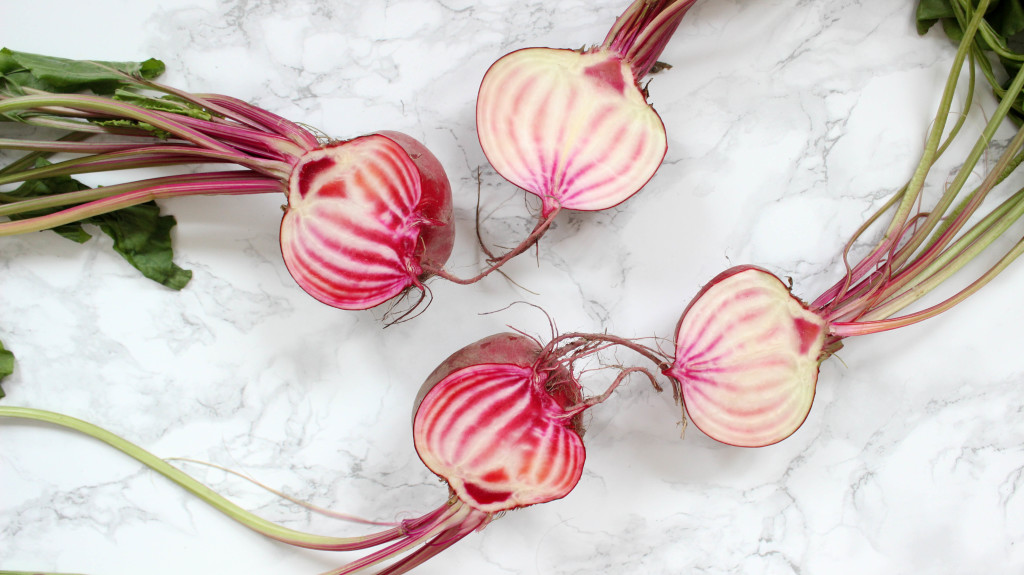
[{"x1": 3, "y1": 1, "x2": 1024, "y2": 573}]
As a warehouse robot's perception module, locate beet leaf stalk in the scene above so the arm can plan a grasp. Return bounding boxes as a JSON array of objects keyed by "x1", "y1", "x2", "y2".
[
  {"x1": 0, "y1": 49, "x2": 455, "y2": 313},
  {"x1": 664, "y1": 0, "x2": 1024, "y2": 447},
  {"x1": 916, "y1": 0, "x2": 1024, "y2": 123},
  {"x1": 0, "y1": 53, "x2": 195, "y2": 291},
  {"x1": 437, "y1": 0, "x2": 700, "y2": 285},
  {"x1": 0, "y1": 341, "x2": 12, "y2": 396},
  {"x1": 0, "y1": 331, "x2": 668, "y2": 573}
]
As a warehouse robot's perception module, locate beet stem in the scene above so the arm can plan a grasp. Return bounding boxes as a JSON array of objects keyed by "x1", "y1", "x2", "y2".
[
  {"x1": 602, "y1": 0, "x2": 699, "y2": 80},
  {"x1": 0, "y1": 406, "x2": 430, "y2": 551},
  {"x1": 812, "y1": 2, "x2": 1024, "y2": 334},
  {"x1": 0, "y1": 172, "x2": 285, "y2": 235}
]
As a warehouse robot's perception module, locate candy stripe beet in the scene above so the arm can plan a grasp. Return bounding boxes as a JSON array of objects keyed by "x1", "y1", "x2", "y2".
[
  {"x1": 477, "y1": 48, "x2": 666, "y2": 215},
  {"x1": 280, "y1": 134, "x2": 429, "y2": 310},
  {"x1": 414, "y1": 362, "x2": 585, "y2": 513},
  {"x1": 662, "y1": 4, "x2": 1024, "y2": 449},
  {"x1": 0, "y1": 53, "x2": 456, "y2": 316},
  {"x1": 667, "y1": 267, "x2": 826, "y2": 447},
  {"x1": 0, "y1": 329, "x2": 671, "y2": 574},
  {"x1": 433, "y1": 0, "x2": 698, "y2": 285}
]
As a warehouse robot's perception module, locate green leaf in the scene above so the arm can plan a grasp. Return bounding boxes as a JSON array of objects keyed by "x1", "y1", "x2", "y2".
[
  {"x1": 0, "y1": 47, "x2": 164, "y2": 95},
  {"x1": 941, "y1": 15, "x2": 967, "y2": 43},
  {"x1": 91, "y1": 203, "x2": 193, "y2": 290},
  {"x1": 0, "y1": 340, "x2": 13, "y2": 397},
  {"x1": 916, "y1": 0, "x2": 1024, "y2": 37},
  {"x1": 113, "y1": 89, "x2": 213, "y2": 120},
  {"x1": 990, "y1": 0, "x2": 1024, "y2": 37},
  {"x1": 90, "y1": 118, "x2": 174, "y2": 139},
  {"x1": 916, "y1": 0, "x2": 1024, "y2": 124},
  {"x1": 4, "y1": 159, "x2": 192, "y2": 290},
  {"x1": 917, "y1": 0, "x2": 1024, "y2": 36},
  {"x1": 917, "y1": 0, "x2": 955, "y2": 34},
  {"x1": 5, "y1": 162, "x2": 95, "y2": 242}
]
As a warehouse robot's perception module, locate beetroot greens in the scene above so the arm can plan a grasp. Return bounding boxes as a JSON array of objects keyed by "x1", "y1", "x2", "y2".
[
  {"x1": 664, "y1": 0, "x2": 1024, "y2": 448},
  {"x1": 0, "y1": 330, "x2": 670, "y2": 574}
]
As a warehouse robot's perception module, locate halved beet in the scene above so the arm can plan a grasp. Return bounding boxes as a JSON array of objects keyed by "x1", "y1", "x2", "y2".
[
  {"x1": 413, "y1": 333, "x2": 586, "y2": 513},
  {"x1": 280, "y1": 131, "x2": 454, "y2": 310},
  {"x1": 476, "y1": 47, "x2": 668, "y2": 217},
  {"x1": 667, "y1": 266, "x2": 827, "y2": 447}
]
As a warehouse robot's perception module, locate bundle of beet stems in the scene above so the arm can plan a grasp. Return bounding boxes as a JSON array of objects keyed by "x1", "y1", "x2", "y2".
[{"x1": 661, "y1": 0, "x2": 1024, "y2": 446}]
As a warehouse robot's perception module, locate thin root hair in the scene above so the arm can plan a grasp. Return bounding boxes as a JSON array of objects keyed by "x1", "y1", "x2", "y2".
[
  {"x1": 165, "y1": 457, "x2": 400, "y2": 527},
  {"x1": 478, "y1": 300, "x2": 559, "y2": 343},
  {"x1": 382, "y1": 284, "x2": 433, "y2": 327}
]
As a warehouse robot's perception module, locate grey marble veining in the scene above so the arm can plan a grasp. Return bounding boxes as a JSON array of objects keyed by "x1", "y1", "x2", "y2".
[{"x1": 3, "y1": 0, "x2": 1024, "y2": 573}]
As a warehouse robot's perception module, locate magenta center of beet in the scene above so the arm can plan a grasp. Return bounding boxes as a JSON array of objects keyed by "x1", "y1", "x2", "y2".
[
  {"x1": 294, "y1": 155, "x2": 335, "y2": 199},
  {"x1": 793, "y1": 317, "x2": 823, "y2": 355},
  {"x1": 583, "y1": 58, "x2": 627, "y2": 94}
]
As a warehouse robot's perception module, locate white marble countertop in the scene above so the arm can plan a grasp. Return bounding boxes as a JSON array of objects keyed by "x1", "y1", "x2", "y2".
[{"x1": 3, "y1": 1, "x2": 1024, "y2": 573}]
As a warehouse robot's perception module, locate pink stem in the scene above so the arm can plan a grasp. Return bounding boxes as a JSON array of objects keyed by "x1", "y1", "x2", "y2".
[
  {"x1": 602, "y1": 0, "x2": 699, "y2": 80},
  {"x1": 161, "y1": 112, "x2": 306, "y2": 162},
  {"x1": 818, "y1": 217, "x2": 921, "y2": 322},
  {"x1": 0, "y1": 94, "x2": 241, "y2": 156},
  {"x1": 123, "y1": 74, "x2": 320, "y2": 153},
  {"x1": 374, "y1": 510, "x2": 490, "y2": 575},
  {"x1": 198, "y1": 93, "x2": 321, "y2": 151},
  {"x1": 324, "y1": 502, "x2": 487, "y2": 575},
  {"x1": 263, "y1": 502, "x2": 457, "y2": 552},
  {"x1": 0, "y1": 138, "x2": 151, "y2": 154},
  {"x1": 828, "y1": 265, "x2": 997, "y2": 337},
  {"x1": 0, "y1": 171, "x2": 273, "y2": 217},
  {"x1": 0, "y1": 173, "x2": 285, "y2": 235},
  {"x1": 0, "y1": 145, "x2": 291, "y2": 184}
]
